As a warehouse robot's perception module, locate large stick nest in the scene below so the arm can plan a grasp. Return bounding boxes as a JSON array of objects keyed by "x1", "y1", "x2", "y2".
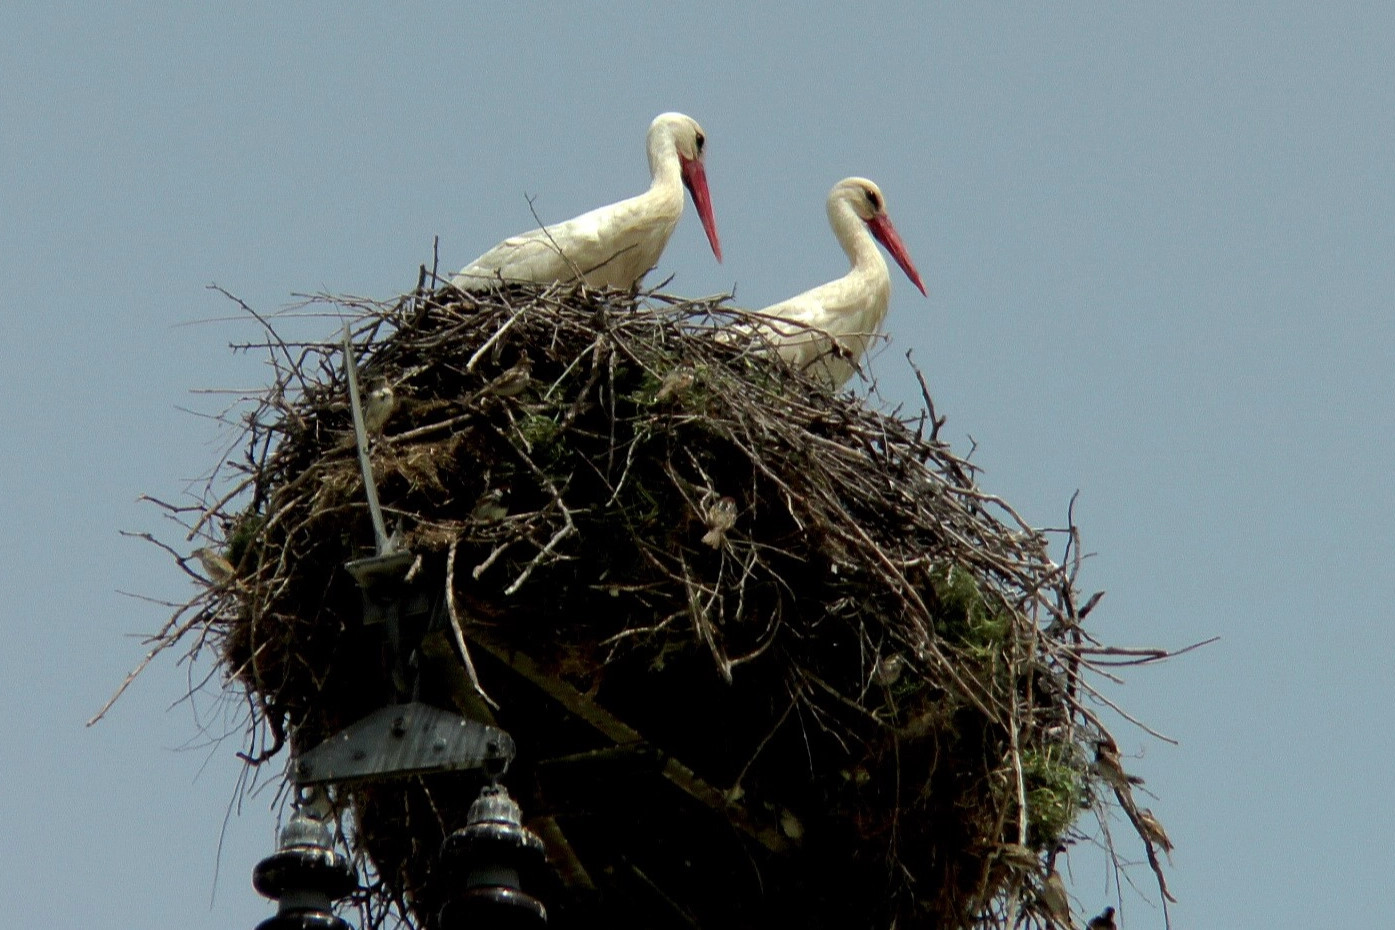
[{"x1": 130, "y1": 277, "x2": 1179, "y2": 929}]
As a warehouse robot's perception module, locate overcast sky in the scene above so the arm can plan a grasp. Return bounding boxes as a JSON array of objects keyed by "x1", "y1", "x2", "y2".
[{"x1": 2, "y1": 3, "x2": 1392, "y2": 928}]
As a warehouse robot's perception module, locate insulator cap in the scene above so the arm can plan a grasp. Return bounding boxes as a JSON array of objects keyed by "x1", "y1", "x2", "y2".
[
  {"x1": 440, "y1": 785, "x2": 547, "y2": 874},
  {"x1": 278, "y1": 810, "x2": 335, "y2": 850},
  {"x1": 438, "y1": 783, "x2": 548, "y2": 929},
  {"x1": 252, "y1": 804, "x2": 358, "y2": 930}
]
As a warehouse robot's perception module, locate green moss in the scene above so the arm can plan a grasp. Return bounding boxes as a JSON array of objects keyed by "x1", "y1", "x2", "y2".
[
  {"x1": 631, "y1": 370, "x2": 665, "y2": 402},
  {"x1": 930, "y1": 564, "x2": 1011, "y2": 648},
  {"x1": 519, "y1": 413, "x2": 559, "y2": 446},
  {"x1": 1020, "y1": 743, "x2": 1087, "y2": 847},
  {"x1": 226, "y1": 511, "x2": 265, "y2": 567},
  {"x1": 887, "y1": 673, "x2": 927, "y2": 701}
]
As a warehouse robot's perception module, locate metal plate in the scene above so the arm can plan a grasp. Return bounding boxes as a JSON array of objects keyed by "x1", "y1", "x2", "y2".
[{"x1": 293, "y1": 702, "x2": 515, "y2": 786}]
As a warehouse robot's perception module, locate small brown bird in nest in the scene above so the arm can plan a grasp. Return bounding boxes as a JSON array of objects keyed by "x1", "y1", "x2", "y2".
[
  {"x1": 1039, "y1": 866, "x2": 1072, "y2": 928},
  {"x1": 872, "y1": 653, "x2": 905, "y2": 687},
  {"x1": 192, "y1": 547, "x2": 235, "y2": 585},
  {"x1": 1093, "y1": 740, "x2": 1144, "y2": 793},
  {"x1": 654, "y1": 367, "x2": 696, "y2": 402},
  {"x1": 700, "y1": 495, "x2": 737, "y2": 548},
  {"x1": 994, "y1": 842, "x2": 1040, "y2": 873},
  {"x1": 1086, "y1": 905, "x2": 1116, "y2": 930},
  {"x1": 1137, "y1": 808, "x2": 1174, "y2": 862},
  {"x1": 471, "y1": 488, "x2": 509, "y2": 523},
  {"x1": 363, "y1": 380, "x2": 399, "y2": 435},
  {"x1": 481, "y1": 352, "x2": 532, "y2": 398}
]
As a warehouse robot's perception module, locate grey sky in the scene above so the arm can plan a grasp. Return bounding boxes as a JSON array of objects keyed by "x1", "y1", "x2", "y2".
[{"x1": 2, "y1": 3, "x2": 1391, "y2": 927}]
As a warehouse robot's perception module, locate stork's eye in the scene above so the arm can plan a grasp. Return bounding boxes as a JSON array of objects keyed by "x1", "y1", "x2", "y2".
[
  {"x1": 694, "y1": 132, "x2": 705, "y2": 153},
  {"x1": 866, "y1": 189, "x2": 882, "y2": 210}
]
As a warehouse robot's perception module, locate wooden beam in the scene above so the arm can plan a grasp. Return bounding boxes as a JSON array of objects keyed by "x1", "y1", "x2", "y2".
[{"x1": 469, "y1": 627, "x2": 789, "y2": 854}]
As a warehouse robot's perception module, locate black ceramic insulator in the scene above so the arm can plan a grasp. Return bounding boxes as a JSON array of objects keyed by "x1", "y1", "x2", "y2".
[
  {"x1": 438, "y1": 784, "x2": 548, "y2": 929},
  {"x1": 253, "y1": 805, "x2": 357, "y2": 930}
]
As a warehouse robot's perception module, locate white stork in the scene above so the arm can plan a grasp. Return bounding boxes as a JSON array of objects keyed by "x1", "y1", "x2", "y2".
[
  {"x1": 451, "y1": 112, "x2": 721, "y2": 291},
  {"x1": 742, "y1": 177, "x2": 926, "y2": 388}
]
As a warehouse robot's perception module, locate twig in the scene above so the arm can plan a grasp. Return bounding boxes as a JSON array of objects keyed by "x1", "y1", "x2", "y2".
[{"x1": 445, "y1": 536, "x2": 498, "y2": 709}]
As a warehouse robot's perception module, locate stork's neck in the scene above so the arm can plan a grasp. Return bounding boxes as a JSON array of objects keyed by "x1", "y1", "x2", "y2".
[
  {"x1": 646, "y1": 128, "x2": 683, "y2": 193},
  {"x1": 828, "y1": 198, "x2": 888, "y2": 276}
]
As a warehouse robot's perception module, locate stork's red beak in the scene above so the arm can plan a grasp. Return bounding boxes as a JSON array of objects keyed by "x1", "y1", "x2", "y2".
[
  {"x1": 866, "y1": 214, "x2": 927, "y2": 296},
  {"x1": 679, "y1": 154, "x2": 723, "y2": 262}
]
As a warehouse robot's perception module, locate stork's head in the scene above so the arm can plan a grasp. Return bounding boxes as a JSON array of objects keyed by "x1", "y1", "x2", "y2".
[
  {"x1": 650, "y1": 112, "x2": 722, "y2": 262},
  {"x1": 833, "y1": 177, "x2": 926, "y2": 296}
]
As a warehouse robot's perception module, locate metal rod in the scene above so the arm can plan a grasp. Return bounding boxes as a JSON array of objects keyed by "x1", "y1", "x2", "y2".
[{"x1": 342, "y1": 323, "x2": 393, "y2": 555}]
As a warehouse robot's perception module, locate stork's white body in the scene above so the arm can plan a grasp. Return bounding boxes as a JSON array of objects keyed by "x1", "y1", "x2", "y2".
[
  {"x1": 744, "y1": 178, "x2": 925, "y2": 389},
  {"x1": 749, "y1": 230, "x2": 893, "y2": 390},
  {"x1": 451, "y1": 113, "x2": 720, "y2": 291},
  {"x1": 452, "y1": 185, "x2": 683, "y2": 291}
]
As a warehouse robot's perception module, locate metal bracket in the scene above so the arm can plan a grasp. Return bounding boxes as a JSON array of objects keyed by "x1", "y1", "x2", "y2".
[
  {"x1": 345, "y1": 549, "x2": 424, "y2": 627},
  {"x1": 294, "y1": 702, "x2": 515, "y2": 787}
]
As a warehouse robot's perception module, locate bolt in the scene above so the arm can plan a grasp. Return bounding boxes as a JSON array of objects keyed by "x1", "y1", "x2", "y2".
[{"x1": 391, "y1": 716, "x2": 407, "y2": 736}]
